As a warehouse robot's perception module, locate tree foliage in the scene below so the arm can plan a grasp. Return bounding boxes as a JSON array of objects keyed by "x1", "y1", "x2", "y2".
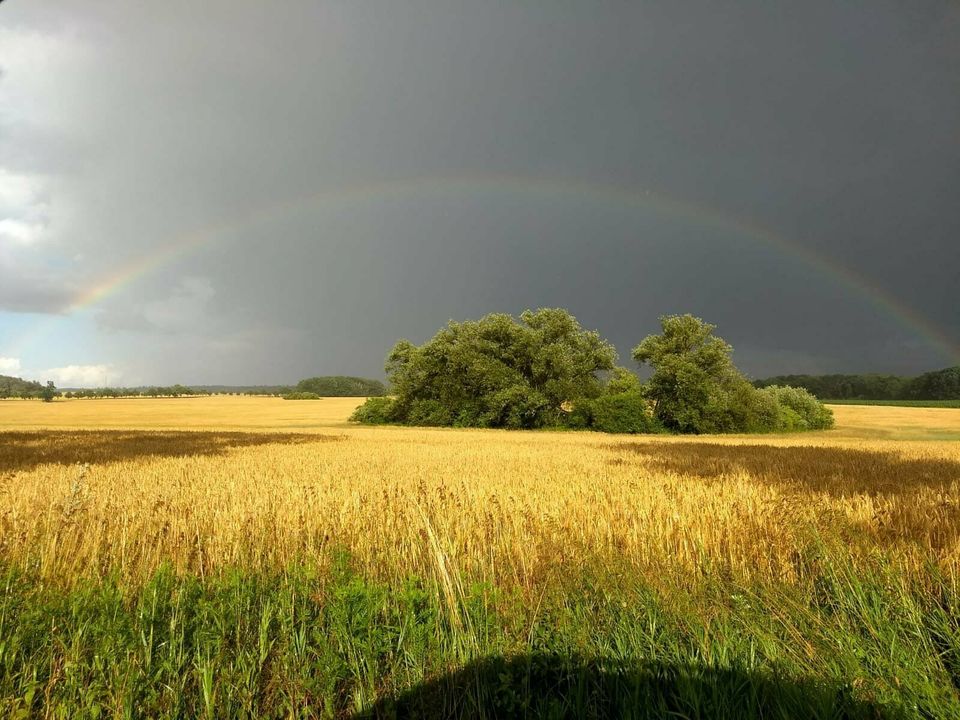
[
  {"x1": 633, "y1": 315, "x2": 833, "y2": 434},
  {"x1": 632, "y1": 315, "x2": 744, "y2": 433},
  {"x1": 349, "y1": 397, "x2": 398, "y2": 425},
  {"x1": 758, "y1": 385, "x2": 834, "y2": 430},
  {"x1": 355, "y1": 308, "x2": 617, "y2": 429},
  {"x1": 569, "y1": 391, "x2": 661, "y2": 434},
  {"x1": 353, "y1": 309, "x2": 834, "y2": 435},
  {"x1": 907, "y1": 366, "x2": 960, "y2": 401},
  {"x1": 604, "y1": 367, "x2": 644, "y2": 395},
  {"x1": 40, "y1": 381, "x2": 56, "y2": 403}
]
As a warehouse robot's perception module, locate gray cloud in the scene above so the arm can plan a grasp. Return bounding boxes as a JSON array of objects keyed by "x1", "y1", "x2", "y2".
[
  {"x1": 0, "y1": 248, "x2": 77, "y2": 313},
  {"x1": 1, "y1": 0, "x2": 957, "y2": 382}
]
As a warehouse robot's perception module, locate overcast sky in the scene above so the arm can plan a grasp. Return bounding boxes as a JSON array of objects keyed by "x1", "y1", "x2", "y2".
[{"x1": 1, "y1": 0, "x2": 958, "y2": 386}]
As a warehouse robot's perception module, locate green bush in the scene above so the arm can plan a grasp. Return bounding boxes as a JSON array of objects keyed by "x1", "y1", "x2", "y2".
[
  {"x1": 350, "y1": 397, "x2": 398, "y2": 424},
  {"x1": 282, "y1": 391, "x2": 322, "y2": 400},
  {"x1": 570, "y1": 392, "x2": 661, "y2": 434},
  {"x1": 775, "y1": 405, "x2": 808, "y2": 431},
  {"x1": 718, "y1": 379, "x2": 781, "y2": 434},
  {"x1": 761, "y1": 385, "x2": 834, "y2": 430},
  {"x1": 482, "y1": 385, "x2": 552, "y2": 429},
  {"x1": 407, "y1": 399, "x2": 454, "y2": 427},
  {"x1": 566, "y1": 403, "x2": 592, "y2": 430}
]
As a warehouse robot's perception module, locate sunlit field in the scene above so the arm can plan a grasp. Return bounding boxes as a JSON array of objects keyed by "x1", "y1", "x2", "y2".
[
  {"x1": 2, "y1": 397, "x2": 960, "y2": 583},
  {"x1": 2, "y1": 397, "x2": 959, "y2": 717},
  {"x1": 0, "y1": 395, "x2": 366, "y2": 431}
]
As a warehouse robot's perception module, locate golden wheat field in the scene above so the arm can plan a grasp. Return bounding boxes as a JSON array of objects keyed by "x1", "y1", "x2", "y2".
[{"x1": 1, "y1": 396, "x2": 959, "y2": 589}]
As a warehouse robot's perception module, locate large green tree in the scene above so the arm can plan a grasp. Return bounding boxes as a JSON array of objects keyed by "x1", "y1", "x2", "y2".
[{"x1": 365, "y1": 308, "x2": 617, "y2": 428}]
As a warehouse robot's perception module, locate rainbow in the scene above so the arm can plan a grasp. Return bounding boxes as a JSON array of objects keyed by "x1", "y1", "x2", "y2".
[{"x1": 10, "y1": 173, "x2": 959, "y2": 364}]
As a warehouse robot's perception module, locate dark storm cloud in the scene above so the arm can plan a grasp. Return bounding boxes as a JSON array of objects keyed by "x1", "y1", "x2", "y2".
[{"x1": 1, "y1": 0, "x2": 957, "y2": 382}]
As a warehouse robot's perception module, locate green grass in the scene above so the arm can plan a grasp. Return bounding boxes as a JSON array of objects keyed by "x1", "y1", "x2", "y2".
[
  {"x1": 825, "y1": 399, "x2": 960, "y2": 408},
  {"x1": 1, "y1": 550, "x2": 958, "y2": 718}
]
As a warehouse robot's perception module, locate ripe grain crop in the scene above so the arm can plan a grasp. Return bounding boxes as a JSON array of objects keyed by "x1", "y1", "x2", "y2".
[
  {"x1": 2, "y1": 397, "x2": 960, "y2": 716},
  {"x1": 1, "y1": 398, "x2": 958, "y2": 589}
]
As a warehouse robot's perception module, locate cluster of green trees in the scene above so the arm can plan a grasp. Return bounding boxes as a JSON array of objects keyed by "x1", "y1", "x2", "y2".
[
  {"x1": 0, "y1": 375, "x2": 56, "y2": 401},
  {"x1": 755, "y1": 366, "x2": 960, "y2": 401},
  {"x1": 282, "y1": 391, "x2": 322, "y2": 400},
  {"x1": 351, "y1": 309, "x2": 834, "y2": 434},
  {"x1": 294, "y1": 376, "x2": 386, "y2": 397}
]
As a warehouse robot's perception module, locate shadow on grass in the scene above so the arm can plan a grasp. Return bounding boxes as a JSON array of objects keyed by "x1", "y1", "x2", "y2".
[
  {"x1": 615, "y1": 442, "x2": 960, "y2": 496},
  {"x1": 0, "y1": 430, "x2": 340, "y2": 472},
  {"x1": 356, "y1": 653, "x2": 897, "y2": 719}
]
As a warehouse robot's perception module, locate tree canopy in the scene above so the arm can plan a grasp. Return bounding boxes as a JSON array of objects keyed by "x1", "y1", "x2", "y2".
[
  {"x1": 0, "y1": 375, "x2": 58, "y2": 400},
  {"x1": 633, "y1": 315, "x2": 832, "y2": 433},
  {"x1": 363, "y1": 308, "x2": 616, "y2": 429},
  {"x1": 352, "y1": 309, "x2": 833, "y2": 435},
  {"x1": 632, "y1": 315, "x2": 743, "y2": 433}
]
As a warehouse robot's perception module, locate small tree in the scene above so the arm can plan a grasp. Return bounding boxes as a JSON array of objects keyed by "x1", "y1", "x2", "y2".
[
  {"x1": 40, "y1": 381, "x2": 57, "y2": 403},
  {"x1": 632, "y1": 315, "x2": 746, "y2": 433}
]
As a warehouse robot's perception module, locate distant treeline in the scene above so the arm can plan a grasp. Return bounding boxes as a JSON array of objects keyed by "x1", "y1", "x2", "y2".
[
  {"x1": 293, "y1": 376, "x2": 386, "y2": 397},
  {"x1": 63, "y1": 385, "x2": 206, "y2": 398},
  {"x1": 194, "y1": 378, "x2": 386, "y2": 397},
  {"x1": 824, "y1": 398, "x2": 960, "y2": 408},
  {"x1": 1, "y1": 375, "x2": 388, "y2": 401},
  {"x1": 192, "y1": 385, "x2": 292, "y2": 396},
  {"x1": 754, "y1": 366, "x2": 960, "y2": 401}
]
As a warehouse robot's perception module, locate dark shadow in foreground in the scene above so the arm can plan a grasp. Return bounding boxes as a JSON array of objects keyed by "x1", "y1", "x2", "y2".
[
  {"x1": 0, "y1": 430, "x2": 340, "y2": 472},
  {"x1": 354, "y1": 653, "x2": 897, "y2": 719}
]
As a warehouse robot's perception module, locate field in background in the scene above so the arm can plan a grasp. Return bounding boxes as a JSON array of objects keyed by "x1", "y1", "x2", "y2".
[
  {"x1": 825, "y1": 398, "x2": 960, "y2": 409},
  {"x1": 4, "y1": 394, "x2": 960, "y2": 439},
  {"x1": 1, "y1": 397, "x2": 959, "y2": 716},
  {"x1": 0, "y1": 395, "x2": 366, "y2": 431}
]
